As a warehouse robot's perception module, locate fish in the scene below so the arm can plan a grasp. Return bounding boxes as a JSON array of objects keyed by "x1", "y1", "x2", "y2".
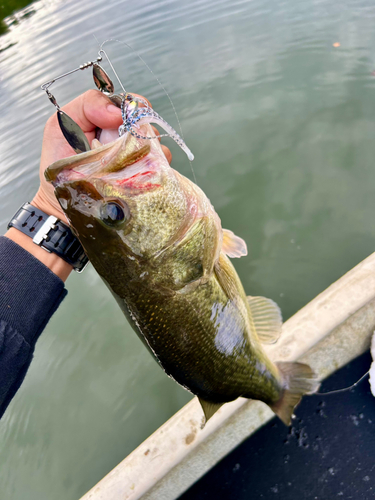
[{"x1": 45, "y1": 105, "x2": 319, "y2": 426}]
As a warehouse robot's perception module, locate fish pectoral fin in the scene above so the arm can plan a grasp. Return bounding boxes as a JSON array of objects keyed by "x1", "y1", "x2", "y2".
[
  {"x1": 247, "y1": 296, "x2": 283, "y2": 344},
  {"x1": 222, "y1": 229, "x2": 248, "y2": 258},
  {"x1": 198, "y1": 398, "x2": 224, "y2": 423}
]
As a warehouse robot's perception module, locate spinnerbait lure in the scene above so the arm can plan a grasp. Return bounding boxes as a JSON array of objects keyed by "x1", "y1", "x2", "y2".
[{"x1": 41, "y1": 44, "x2": 194, "y2": 161}]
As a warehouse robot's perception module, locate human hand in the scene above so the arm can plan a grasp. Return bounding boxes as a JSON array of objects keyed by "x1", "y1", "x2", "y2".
[{"x1": 32, "y1": 89, "x2": 172, "y2": 222}]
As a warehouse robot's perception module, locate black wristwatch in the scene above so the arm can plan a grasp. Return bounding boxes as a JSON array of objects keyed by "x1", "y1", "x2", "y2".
[{"x1": 7, "y1": 202, "x2": 89, "y2": 272}]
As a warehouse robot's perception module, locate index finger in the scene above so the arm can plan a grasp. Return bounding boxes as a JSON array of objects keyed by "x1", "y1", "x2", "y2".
[
  {"x1": 61, "y1": 89, "x2": 122, "y2": 133},
  {"x1": 61, "y1": 89, "x2": 152, "y2": 132}
]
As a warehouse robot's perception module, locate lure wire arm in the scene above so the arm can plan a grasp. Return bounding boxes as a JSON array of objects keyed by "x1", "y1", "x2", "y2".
[
  {"x1": 40, "y1": 56, "x2": 106, "y2": 154},
  {"x1": 98, "y1": 48, "x2": 126, "y2": 94},
  {"x1": 41, "y1": 57, "x2": 103, "y2": 104}
]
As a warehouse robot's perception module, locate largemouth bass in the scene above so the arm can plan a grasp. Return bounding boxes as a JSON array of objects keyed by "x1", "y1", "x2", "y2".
[{"x1": 45, "y1": 111, "x2": 318, "y2": 425}]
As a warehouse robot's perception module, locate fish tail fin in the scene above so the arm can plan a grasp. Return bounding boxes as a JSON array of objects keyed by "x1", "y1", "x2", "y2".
[{"x1": 270, "y1": 362, "x2": 320, "y2": 426}]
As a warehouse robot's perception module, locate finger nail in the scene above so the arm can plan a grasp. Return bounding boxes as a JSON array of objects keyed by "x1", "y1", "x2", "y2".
[{"x1": 107, "y1": 104, "x2": 121, "y2": 115}]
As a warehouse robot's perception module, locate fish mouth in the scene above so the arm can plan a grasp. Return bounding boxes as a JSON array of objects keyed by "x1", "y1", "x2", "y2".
[{"x1": 45, "y1": 126, "x2": 163, "y2": 189}]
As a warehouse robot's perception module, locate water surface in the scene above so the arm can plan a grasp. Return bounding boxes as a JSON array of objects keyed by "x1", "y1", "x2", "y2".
[{"x1": 1, "y1": 0, "x2": 375, "y2": 498}]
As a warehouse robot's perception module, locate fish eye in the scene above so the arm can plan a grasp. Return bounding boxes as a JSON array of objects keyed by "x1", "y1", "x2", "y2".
[{"x1": 100, "y1": 201, "x2": 126, "y2": 227}]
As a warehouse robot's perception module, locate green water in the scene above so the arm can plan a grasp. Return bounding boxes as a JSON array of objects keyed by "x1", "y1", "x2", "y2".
[{"x1": 1, "y1": 0, "x2": 375, "y2": 498}]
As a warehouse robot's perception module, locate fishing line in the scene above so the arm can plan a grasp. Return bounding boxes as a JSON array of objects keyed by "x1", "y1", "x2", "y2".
[
  {"x1": 97, "y1": 38, "x2": 197, "y2": 183},
  {"x1": 101, "y1": 48, "x2": 127, "y2": 94},
  {"x1": 93, "y1": 35, "x2": 127, "y2": 93},
  {"x1": 314, "y1": 370, "x2": 370, "y2": 396}
]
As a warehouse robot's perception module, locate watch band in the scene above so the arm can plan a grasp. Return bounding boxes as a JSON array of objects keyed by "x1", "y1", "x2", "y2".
[{"x1": 7, "y1": 203, "x2": 89, "y2": 272}]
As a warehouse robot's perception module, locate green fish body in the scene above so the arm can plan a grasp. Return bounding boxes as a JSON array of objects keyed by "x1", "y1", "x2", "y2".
[{"x1": 46, "y1": 125, "x2": 318, "y2": 424}]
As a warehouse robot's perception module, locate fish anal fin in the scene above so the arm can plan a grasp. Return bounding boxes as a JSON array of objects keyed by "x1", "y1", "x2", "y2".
[
  {"x1": 271, "y1": 362, "x2": 320, "y2": 425},
  {"x1": 222, "y1": 229, "x2": 248, "y2": 258},
  {"x1": 198, "y1": 398, "x2": 224, "y2": 424},
  {"x1": 247, "y1": 296, "x2": 283, "y2": 344}
]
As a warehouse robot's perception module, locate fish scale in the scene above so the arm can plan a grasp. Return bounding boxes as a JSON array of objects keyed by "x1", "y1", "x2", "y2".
[{"x1": 113, "y1": 257, "x2": 280, "y2": 405}]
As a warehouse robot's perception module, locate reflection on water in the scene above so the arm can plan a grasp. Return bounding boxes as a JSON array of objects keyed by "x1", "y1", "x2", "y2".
[
  {"x1": 1, "y1": 0, "x2": 375, "y2": 499},
  {"x1": 0, "y1": 1, "x2": 37, "y2": 36}
]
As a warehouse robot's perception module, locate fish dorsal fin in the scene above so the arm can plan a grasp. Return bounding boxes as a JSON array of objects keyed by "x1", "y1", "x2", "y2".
[
  {"x1": 222, "y1": 229, "x2": 248, "y2": 258},
  {"x1": 247, "y1": 296, "x2": 283, "y2": 344},
  {"x1": 198, "y1": 398, "x2": 224, "y2": 424}
]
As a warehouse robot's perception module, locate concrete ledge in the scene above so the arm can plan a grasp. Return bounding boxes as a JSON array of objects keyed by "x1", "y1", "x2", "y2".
[{"x1": 80, "y1": 252, "x2": 375, "y2": 500}]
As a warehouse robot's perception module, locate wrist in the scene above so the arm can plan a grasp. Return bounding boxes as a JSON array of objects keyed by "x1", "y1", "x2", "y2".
[
  {"x1": 5, "y1": 198, "x2": 79, "y2": 281},
  {"x1": 5, "y1": 227, "x2": 73, "y2": 282}
]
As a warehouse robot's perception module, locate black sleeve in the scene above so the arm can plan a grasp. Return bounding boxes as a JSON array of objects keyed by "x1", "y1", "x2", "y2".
[{"x1": 0, "y1": 236, "x2": 67, "y2": 418}]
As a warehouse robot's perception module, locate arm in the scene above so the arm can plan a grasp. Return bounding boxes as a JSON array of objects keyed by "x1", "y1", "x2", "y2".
[{"x1": 0, "y1": 236, "x2": 68, "y2": 418}]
